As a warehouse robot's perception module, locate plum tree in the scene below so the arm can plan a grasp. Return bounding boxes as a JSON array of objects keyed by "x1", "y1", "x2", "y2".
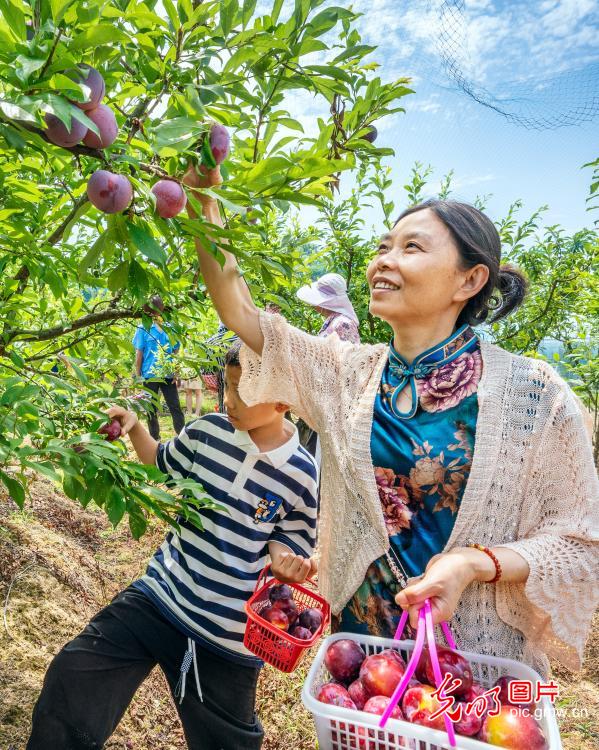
[
  {"x1": 70, "y1": 64, "x2": 105, "y2": 111},
  {"x1": 44, "y1": 113, "x2": 87, "y2": 147},
  {"x1": 87, "y1": 170, "x2": 133, "y2": 214},
  {"x1": 82, "y1": 105, "x2": 118, "y2": 149},
  {"x1": 151, "y1": 180, "x2": 187, "y2": 218},
  {"x1": 0, "y1": 0, "x2": 417, "y2": 541}
]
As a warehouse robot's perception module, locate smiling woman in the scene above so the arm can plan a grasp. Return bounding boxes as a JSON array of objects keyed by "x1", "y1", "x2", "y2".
[{"x1": 184, "y1": 165, "x2": 599, "y2": 679}]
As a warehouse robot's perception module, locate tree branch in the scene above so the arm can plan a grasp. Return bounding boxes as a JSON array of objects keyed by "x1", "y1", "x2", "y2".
[
  {"x1": 37, "y1": 28, "x2": 63, "y2": 81},
  {"x1": 10, "y1": 308, "x2": 142, "y2": 344}
]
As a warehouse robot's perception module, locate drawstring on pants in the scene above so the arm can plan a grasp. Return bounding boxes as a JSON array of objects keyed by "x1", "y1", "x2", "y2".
[{"x1": 174, "y1": 638, "x2": 203, "y2": 705}]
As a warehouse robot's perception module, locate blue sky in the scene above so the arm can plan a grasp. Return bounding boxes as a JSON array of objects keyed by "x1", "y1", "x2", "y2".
[{"x1": 281, "y1": 0, "x2": 599, "y2": 235}]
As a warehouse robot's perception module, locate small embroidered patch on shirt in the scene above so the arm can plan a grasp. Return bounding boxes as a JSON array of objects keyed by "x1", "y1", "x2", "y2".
[{"x1": 254, "y1": 491, "x2": 284, "y2": 524}]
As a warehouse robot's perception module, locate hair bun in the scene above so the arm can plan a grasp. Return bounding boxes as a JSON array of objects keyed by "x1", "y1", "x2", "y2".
[{"x1": 490, "y1": 264, "x2": 528, "y2": 323}]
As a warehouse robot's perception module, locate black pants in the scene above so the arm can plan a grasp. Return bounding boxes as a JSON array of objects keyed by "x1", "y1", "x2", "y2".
[
  {"x1": 144, "y1": 378, "x2": 185, "y2": 440},
  {"x1": 27, "y1": 586, "x2": 264, "y2": 750}
]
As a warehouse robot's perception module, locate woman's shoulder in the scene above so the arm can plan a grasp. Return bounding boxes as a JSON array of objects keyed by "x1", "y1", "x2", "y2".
[{"x1": 481, "y1": 340, "x2": 579, "y2": 412}]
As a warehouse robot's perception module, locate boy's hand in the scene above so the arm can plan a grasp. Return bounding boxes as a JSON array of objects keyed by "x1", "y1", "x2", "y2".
[
  {"x1": 271, "y1": 552, "x2": 317, "y2": 584},
  {"x1": 106, "y1": 406, "x2": 138, "y2": 436}
]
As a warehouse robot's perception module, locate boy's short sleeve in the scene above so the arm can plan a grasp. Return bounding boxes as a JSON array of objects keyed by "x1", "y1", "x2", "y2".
[
  {"x1": 270, "y1": 472, "x2": 319, "y2": 559},
  {"x1": 156, "y1": 423, "x2": 198, "y2": 480},
  {"x1": 132, "y1": 326, "x2": 146, "y2": 352}
]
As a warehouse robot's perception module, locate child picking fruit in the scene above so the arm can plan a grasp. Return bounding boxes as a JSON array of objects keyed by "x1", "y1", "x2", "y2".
[{"x1": 27, "y1": 343, "x2": 318, "y2": 750}]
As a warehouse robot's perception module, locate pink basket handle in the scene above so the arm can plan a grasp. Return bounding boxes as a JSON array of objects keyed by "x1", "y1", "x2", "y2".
[
  {"x1": 393, "y1": 607, "x2": 457, "y2": 650},
  {"x1": 379, "y1": 599, "x2": 457, "y2": 747}
]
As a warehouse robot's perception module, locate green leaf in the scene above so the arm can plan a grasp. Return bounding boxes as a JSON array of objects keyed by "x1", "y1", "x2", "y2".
[
  {"x1": 0, "y1": 99, "x2": 36, "y2": 122},
  {"x1": 223, "y1": 45, "x2": 258, "y2": 73},
  {"x1": 242, "y1": 0, "x2": 257, "y2": 26},
  {"x1": 128, "y1": 506, "x2": 148, "y2": 539},
  {"x1": 276, "y1": 117, "x2": 304, "y2": 132},
  {"x1": 70, "y1": 24, "x2": 129, "y2": 51},
  {"x1": 107, "y1": 260, "x2": 130, "y2": 291},
  {"x1": 306, "y1": 64, "x2": 353, "y2": 84},
  {"x1": 15, "y1": 55, "x2": 47, "y2": 83},
  {"x1": 162, "y1": 0, "x2": 180, "y2": 29},
  {"x1": 22, "y1": 460, "x2": 61, "y2": 482},
  {"x1": 271, "y1": 0, "x2": 284, "y2": 25},
  {"x1": 0, "y1": 0, "x2": 25, "y2": 40},
  {"x1": 66, "y1": 359, "x2": 89, "y2": 385},
  {"x1": 128, "y1": 260, "x2": 149, "y2": 300},
  {"x1": 106, "y1": 487, "x2": 126, "y2": 526},
  {"x1": 0, "y1": 469, "x2": 25, "y2": 508},
  {"x1": 80, "y1": 230, "x2": 111, "y2": 277},
  {"x1": 332, "y1": 44, "x2": 376, "y2": 64},
  {"x1": 50, "y1": 0, "x2": 76, "y2": 23},
  {"x1": 303, "y1": 7, "x2": 350, "y2": 38},
  {"x1": 127, "y1": 221, "x2": 167, "y2": 265},
  {"x1": 152, "y1": 117, "x2": 203, "y2": 153},
  {"x1": 220, "y1": 0, "x2": 238, "y2": 35}
]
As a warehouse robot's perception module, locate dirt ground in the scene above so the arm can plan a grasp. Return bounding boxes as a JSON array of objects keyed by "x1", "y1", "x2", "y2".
[{"x1": 1, "y1": 476, "x2": 597, "y2": 750}]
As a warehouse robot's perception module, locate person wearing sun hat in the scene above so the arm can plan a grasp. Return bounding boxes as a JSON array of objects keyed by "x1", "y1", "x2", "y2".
[
  {"x1": 296, "y1": 272, "x2": 361, "y2": 344},
  {"x1": 295, "y1": 273, "x2": 361, "y2": 458}
]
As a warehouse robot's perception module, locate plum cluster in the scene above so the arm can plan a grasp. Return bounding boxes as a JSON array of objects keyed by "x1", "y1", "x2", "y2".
[
  {"x1": 44, "y1": 64, "x2": 231, "y2": 218},
  {"x1": 317, "y1": 639, "x2": 549, "y2": 749},
  {"x1": 45, "y1": 65, "x2": 117, "y2": 150},
  {"x1": 259, "y1": 583, "x2": 324, "y2": 641}
]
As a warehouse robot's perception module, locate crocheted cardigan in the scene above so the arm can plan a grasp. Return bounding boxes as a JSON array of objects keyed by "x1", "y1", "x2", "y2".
[{"x1": 239, "y1": 311, "x2": 599, "y2": 677}]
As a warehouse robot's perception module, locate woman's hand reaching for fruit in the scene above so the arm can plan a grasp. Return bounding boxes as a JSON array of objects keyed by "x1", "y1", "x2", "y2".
[{"x1": 182, "y1": 163, "x2": 222, "y2": 212}]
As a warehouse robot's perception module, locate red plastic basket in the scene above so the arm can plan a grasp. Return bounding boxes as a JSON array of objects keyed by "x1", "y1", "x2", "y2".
[
  {"x1": 202, "y1": 372, "x2": 219, "y2": 393},
  {"x1": 244, "y1": 564, "x2": 331, "y2": 673}
]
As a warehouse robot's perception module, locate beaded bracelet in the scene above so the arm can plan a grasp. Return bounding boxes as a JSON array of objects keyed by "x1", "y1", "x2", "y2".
[{"x1": 467, "y1": 543, "x2": 502, "y2": 583}]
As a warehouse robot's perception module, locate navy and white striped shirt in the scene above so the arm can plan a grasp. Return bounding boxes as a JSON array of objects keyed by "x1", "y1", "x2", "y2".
[{"x1": 133, "y1": 413, "x2": 319, "y2": 665}]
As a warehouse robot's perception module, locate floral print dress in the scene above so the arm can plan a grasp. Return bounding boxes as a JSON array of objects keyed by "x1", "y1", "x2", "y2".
[
  {"x1": 318, "y1": 312, "x2": 361, "y2": 344},
  {"x1": 335, "y1": 325, "x2": 482, "y2": 637}
]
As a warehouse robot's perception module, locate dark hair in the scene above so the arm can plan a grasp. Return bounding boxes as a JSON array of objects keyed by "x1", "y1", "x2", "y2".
[
  {"x1": 224, "y1": 341, "x2": 242, "y2": 368},
  {"x1": 143, "y1": 294, "x2": 164, "y2": 316},
  {"x1": 394, "y1": 200, "x2": 528, "y2": 326}
]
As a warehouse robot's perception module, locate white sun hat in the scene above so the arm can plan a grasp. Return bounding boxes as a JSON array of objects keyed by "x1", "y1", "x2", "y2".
[{"x1": 296, "y1": 272, "x2": 359, "y2": 325}]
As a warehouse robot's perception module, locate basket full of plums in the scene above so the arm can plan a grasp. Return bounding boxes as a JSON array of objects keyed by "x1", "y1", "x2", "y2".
[
  {"x1": 243, "y1": 564, "x2": 331, "y2": 673},
  {"x1": 302, "y1": 602, "x2": 561, "y2": 750}
]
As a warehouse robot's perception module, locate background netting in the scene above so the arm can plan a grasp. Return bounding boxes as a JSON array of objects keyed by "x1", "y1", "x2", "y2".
[{"x1": 429, "y1": 0, "x2": 599, "y2": 130}]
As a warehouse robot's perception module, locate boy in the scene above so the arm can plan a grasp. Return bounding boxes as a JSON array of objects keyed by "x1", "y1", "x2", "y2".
[{"x1": 27, "y1": 344, "x2": 319, "y2": 750}]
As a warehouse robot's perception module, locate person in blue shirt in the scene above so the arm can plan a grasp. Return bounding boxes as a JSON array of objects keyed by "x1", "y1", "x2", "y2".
[{"x1": 132, "y1": 295, "x2": 185, "y2": 440}]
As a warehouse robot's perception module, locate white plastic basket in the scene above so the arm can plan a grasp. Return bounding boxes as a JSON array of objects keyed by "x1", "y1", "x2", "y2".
[{"x1": 302, "y1": 632, "x2": 562, "y2": 750}]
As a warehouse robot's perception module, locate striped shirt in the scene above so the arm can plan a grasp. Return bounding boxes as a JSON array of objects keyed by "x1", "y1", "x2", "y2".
[{"x1": 133, "y1": 413, "x2": 319, "y2": 665}]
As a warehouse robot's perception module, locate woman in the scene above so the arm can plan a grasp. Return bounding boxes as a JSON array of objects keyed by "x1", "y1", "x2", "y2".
[
  {"x1": 179, "y1": 370, "x2": 204, "y2": 417},
  {"x1": 183, "y1": 165, "x2": 598, "y2": 678},
  {"x1": 296, "y1": 272, "x2": 361, "y2": 344},
  {"x1": 296, "y1": 272, "x2": 360, "y2": 457}
]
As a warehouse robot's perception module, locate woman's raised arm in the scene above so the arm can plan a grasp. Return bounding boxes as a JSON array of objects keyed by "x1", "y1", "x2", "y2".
[{"x1": 183, "y1": 165, "x2": 264, "y2": 355}]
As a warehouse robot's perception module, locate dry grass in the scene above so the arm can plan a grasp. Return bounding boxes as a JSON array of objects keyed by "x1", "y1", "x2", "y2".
[{"x1": 1, "y1": 470, "x2": 597, "y2": 749}]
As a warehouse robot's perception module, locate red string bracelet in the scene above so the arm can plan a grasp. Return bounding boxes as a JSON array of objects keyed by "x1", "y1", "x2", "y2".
[{"x1": 468, "y1": 543, "x2": 502, "y2": 583}]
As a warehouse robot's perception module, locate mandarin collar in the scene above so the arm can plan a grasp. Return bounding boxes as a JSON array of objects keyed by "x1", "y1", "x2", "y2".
[{"x1": 385, "y1": 325, "x2": 478, "y2": 419}]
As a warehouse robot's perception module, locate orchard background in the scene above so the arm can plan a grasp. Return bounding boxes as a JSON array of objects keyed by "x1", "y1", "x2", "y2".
[{"x1": 0, "y1": 0, "x2": 597, "y2": 748}]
